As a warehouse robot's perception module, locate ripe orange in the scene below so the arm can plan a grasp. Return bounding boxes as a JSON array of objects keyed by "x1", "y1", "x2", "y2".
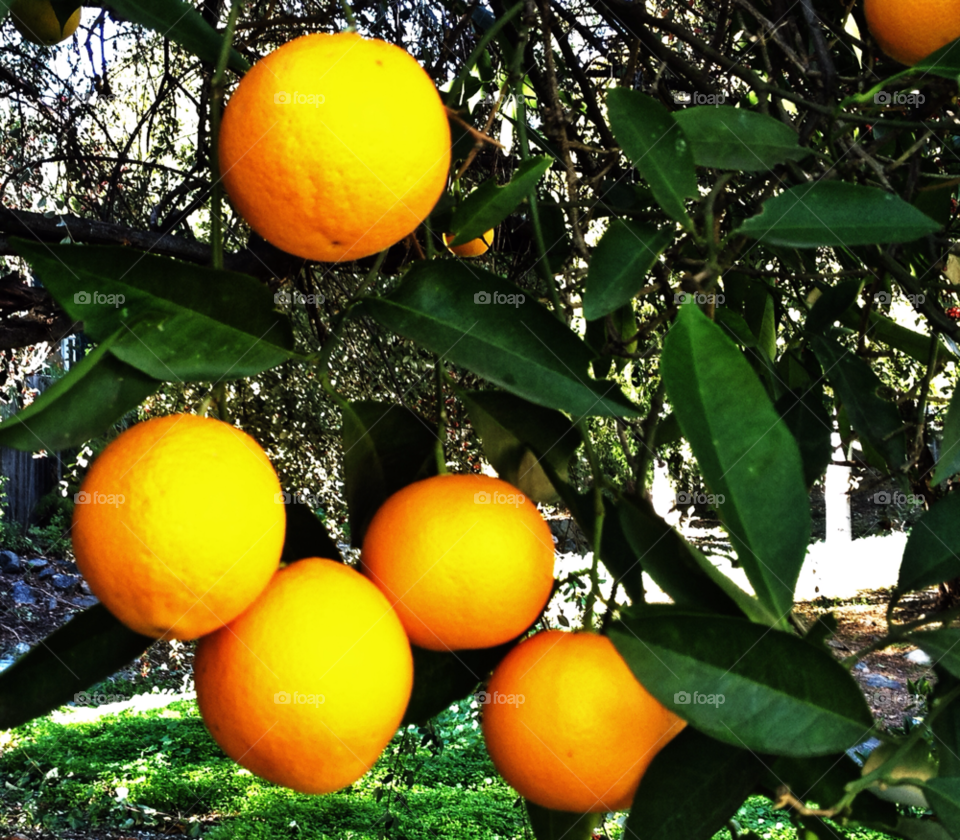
[
  {"x1": 195, "y1": 558, "x2": 413, "y2": 794},
  {"x1": 361, "y1": 474, "x2": 554, "y2": 651},
  {"x1": 444, "y1": 228, "x2": 494, "y2": 257},
  {"x1": 864, "y1": 0, "x2": 960, "y2": 66},
  {"x1": 71, "y1": 414, "x2": 285, "y2": 640},
  {"x1": 10, "y1": 0, "x2": 81, "y2": 46},
  {"x1": 482, "y1": 630, "x2": 686, "y2": 813},
  {"x1": 219, "y1": 32, "x2": 451, "y2": 263}
]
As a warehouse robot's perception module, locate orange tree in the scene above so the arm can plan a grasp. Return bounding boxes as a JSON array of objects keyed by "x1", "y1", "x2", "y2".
[{"x1": 3, "y1": 1, "x2": 960, "y2": 839}]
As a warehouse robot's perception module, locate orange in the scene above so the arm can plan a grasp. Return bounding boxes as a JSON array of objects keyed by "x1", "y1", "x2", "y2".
[
  {"x1": 219, "y1": 32, "x2": 451, "y2": 263},
  {"x1": 194, "y1": 558, "x2": 413, "y2": 794},
  {"x1": 71, "y1": 414, "x2": 285, "y2": 640},
  {"x1": 482, "y1": 630, "x2": 686, "y2": 813},
  {"x1": 361, "y1": 474, "x2": 554, "y2": 651},
  {"x1": 444, "y1": 228, "x2": 494, "y2": 257},
  {"x1": 864, "y1": 0, "x2": 960, "y2": 65},
  {"x1": 10, "y1": 0, "x2": 80, "y2": 46}
]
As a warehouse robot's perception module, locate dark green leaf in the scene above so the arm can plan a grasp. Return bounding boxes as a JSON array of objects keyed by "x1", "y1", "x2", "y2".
[
  {"x1": 525, "y1": 801, "x2": 600, "y2": 840},
  {"x1": 625, "y1": 728, "x2": 764, "y2": 840},
  {"x1": 897, "y1": 494, "x2": 960, "y2": 594},
  {"x1": 583, "y1": 219, "x2": 676, "y2": 321},
  {"x1": 661, "y1": 304, "x2": 810, "y2": 617},
  {"x1": 610, "y1": 613, "x2": 874, "y2": 756},
  {"x1": 0, "y1": 334, "x2": 159, "y2": 452},
  {"x1": 50, "y1": 0, "x2": 81, "y2": 28},
  {"x1": 342, "y1": 401, "x2": 438, "y2": 546},
  {"x1": 673, "y1": 106, "x2": 809, "y2": 172},
  {"x1": 889, "y1": 818, "x2": 954, "y2": 840},
  {"x1": 837, "y1": 305, "x2": 948, "y2": 369},
  {"x1": 401, "y1": 642, "x2": 515, "y2": 726},
  {"x1": 607, "y1": 88, "x2": 697, "y2": 225},
  {"x1": 617, "y1": 496, "x2": 742, "y2": 615},
  {"x1": 806, "y1": 280, "x2": 862, "y2": 335},
  {"x1": 278, "y1": 503, "x2": 343, "y2": 565},
  {"x1": 459, "y1": 390, "x2": 581, "y2": 504},
  {"x1": 360, "y1": 261, "x2": 639, "y2": 418},
  {"x1": 583, "y1": 220, "x2": 675, "y2": 320},
  {"x1": 810, "y1": 334, "x2": 907, "y2": 473},
  {"x1": 775, "y1": 389, "x2": 833, "y2": 490},
  {"x1": 932, "y1": 669, "x2": 960, "y2": 778},
  {"x1": 737, "y1": 182, "x2": 942, "y2": 247},
  {"x1": 905, "y1": 628, "x2": 960, "y2": 678},
  {"x1": 0, "y1": 605, "x2": 153, "y2": 730},
  {"x1": 933, "y1": 386, "x2": 960, "y2": 484},
  {"x1": 914, "y1": 37, "x2": 960, "y2": 80},
  {"x1": 923, "y1": 779, "x2": 960, "y2": 837},
  {"x1": 103, "y1": 0, "x2": 248, "y2": 72},
  {"x1": 12, "y1": 240, "x2": 296, "y2": 382},
  {"x1": 538, "y1": 197, "x2": 573, "y2": 274},
  {"x1": 714, "y1": 308, "x2": 758, "y2": 348},
  {"x1": 449, "y1": 157, "x2": 551, "y2": 245}
]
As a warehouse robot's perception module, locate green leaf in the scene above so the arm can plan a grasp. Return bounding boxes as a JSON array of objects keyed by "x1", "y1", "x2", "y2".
[
  {"x1": 661, "y1": 304, "x2": 810, "y2": 618},
  {"x1": 459, "y1": 390, "x2": 581, "y2": 504},
  {"x1": 278, "y1": 503, "x2": 343, "y2": 566},
  {"x1": 737, "y1": 182, "x2": 942, "y2": 247},
  {"x1": 360, "y1": 261, "x2": 639, "y2": 418},
  {"x1": 0, "y1": 605, "x2": 153, "y2": 730},
  {"x1": 673, "y1": 106, "x2": 809, "y2": 172},
  {"x1": 889, "y1": 818, "x2": 954, "y2": 840},
  {"x1": 538, "y1": 196, "x2": 573, "y2": 274},
  {"x1": 610, "y1": 613, "x2": 874, "y2": 757},
  {"x1": 714, "y1": 308, "x2": 758, "y2": 348},
  {"x1": 402, "y1": 642, "x2": 515, "y2": 727},
  {"x1": 449, "y1": 157, "x2": 551, "y2": 245},
  {"x1": 806, "y1": 280, "x2": 862, "y2": 335},
  {"x1": 616, "y1": 497, "x2": 742, "y2": 616},
  {"x1": 342, "y1": 401, "x2": 439, "y2": 546},
  {"x1": 626, "y1": 728, "x2": 764, "y2": 840},
  {"x1": 837, "y1": 305, "x2": 948, "y2": 369},
  {"x1": 607, "y1": 88, "x2": 697, "y2": 226},
  {"x1": 583, "y1": 219, "x2": 675, "y2": 320},
  {"x1": 103, "y1": 0, "x2": 249, "y2": 72},
  {"x1": 0, "y1": 334, "x2": 159, "y2": 452},
  {"x1": 897, "y1": 494, "x2": 960, "y2": 594},
  {"x1": 12, "y1": 240, "x2": 296, "y2": 382},
  {"x1": 810, "y1": 334, "x2": 907, "y2": 473},
  {"x1": 914, "y1": 37, "x2": 960, "y2": 80},
  {"x1": 526, "y1": 801, "x2": 600, "y2": 840},
  {"x1": 923, "y1": 779, "x2": 960, "y2": 837},
  {"x1": 774, "y1": 389, "x2": 833, "y2": 490},
  {"x1": 933, "y1": 386, "x2": 960, "y2": 485},
  {"x1": 932, "y1": 670, "x2": 960, "y2": 778}
]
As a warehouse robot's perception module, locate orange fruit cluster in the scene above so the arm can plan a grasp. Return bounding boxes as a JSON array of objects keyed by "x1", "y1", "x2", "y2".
[
  {"x1": 72, "y1": 417, "x2": 680, "y2": 809},
  {"x1": 219, "y1": 32, "x2": 451, "y2": 263}
]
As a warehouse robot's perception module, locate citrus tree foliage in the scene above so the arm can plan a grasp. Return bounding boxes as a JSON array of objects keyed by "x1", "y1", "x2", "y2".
[{"x1": 4, "y1": 1, "x2": 960, "y2": 838}]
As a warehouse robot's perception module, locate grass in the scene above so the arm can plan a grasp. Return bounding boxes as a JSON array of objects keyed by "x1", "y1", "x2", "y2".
[{"x1": 0, "y1": 693, "x2": 915, "y2": 840}]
